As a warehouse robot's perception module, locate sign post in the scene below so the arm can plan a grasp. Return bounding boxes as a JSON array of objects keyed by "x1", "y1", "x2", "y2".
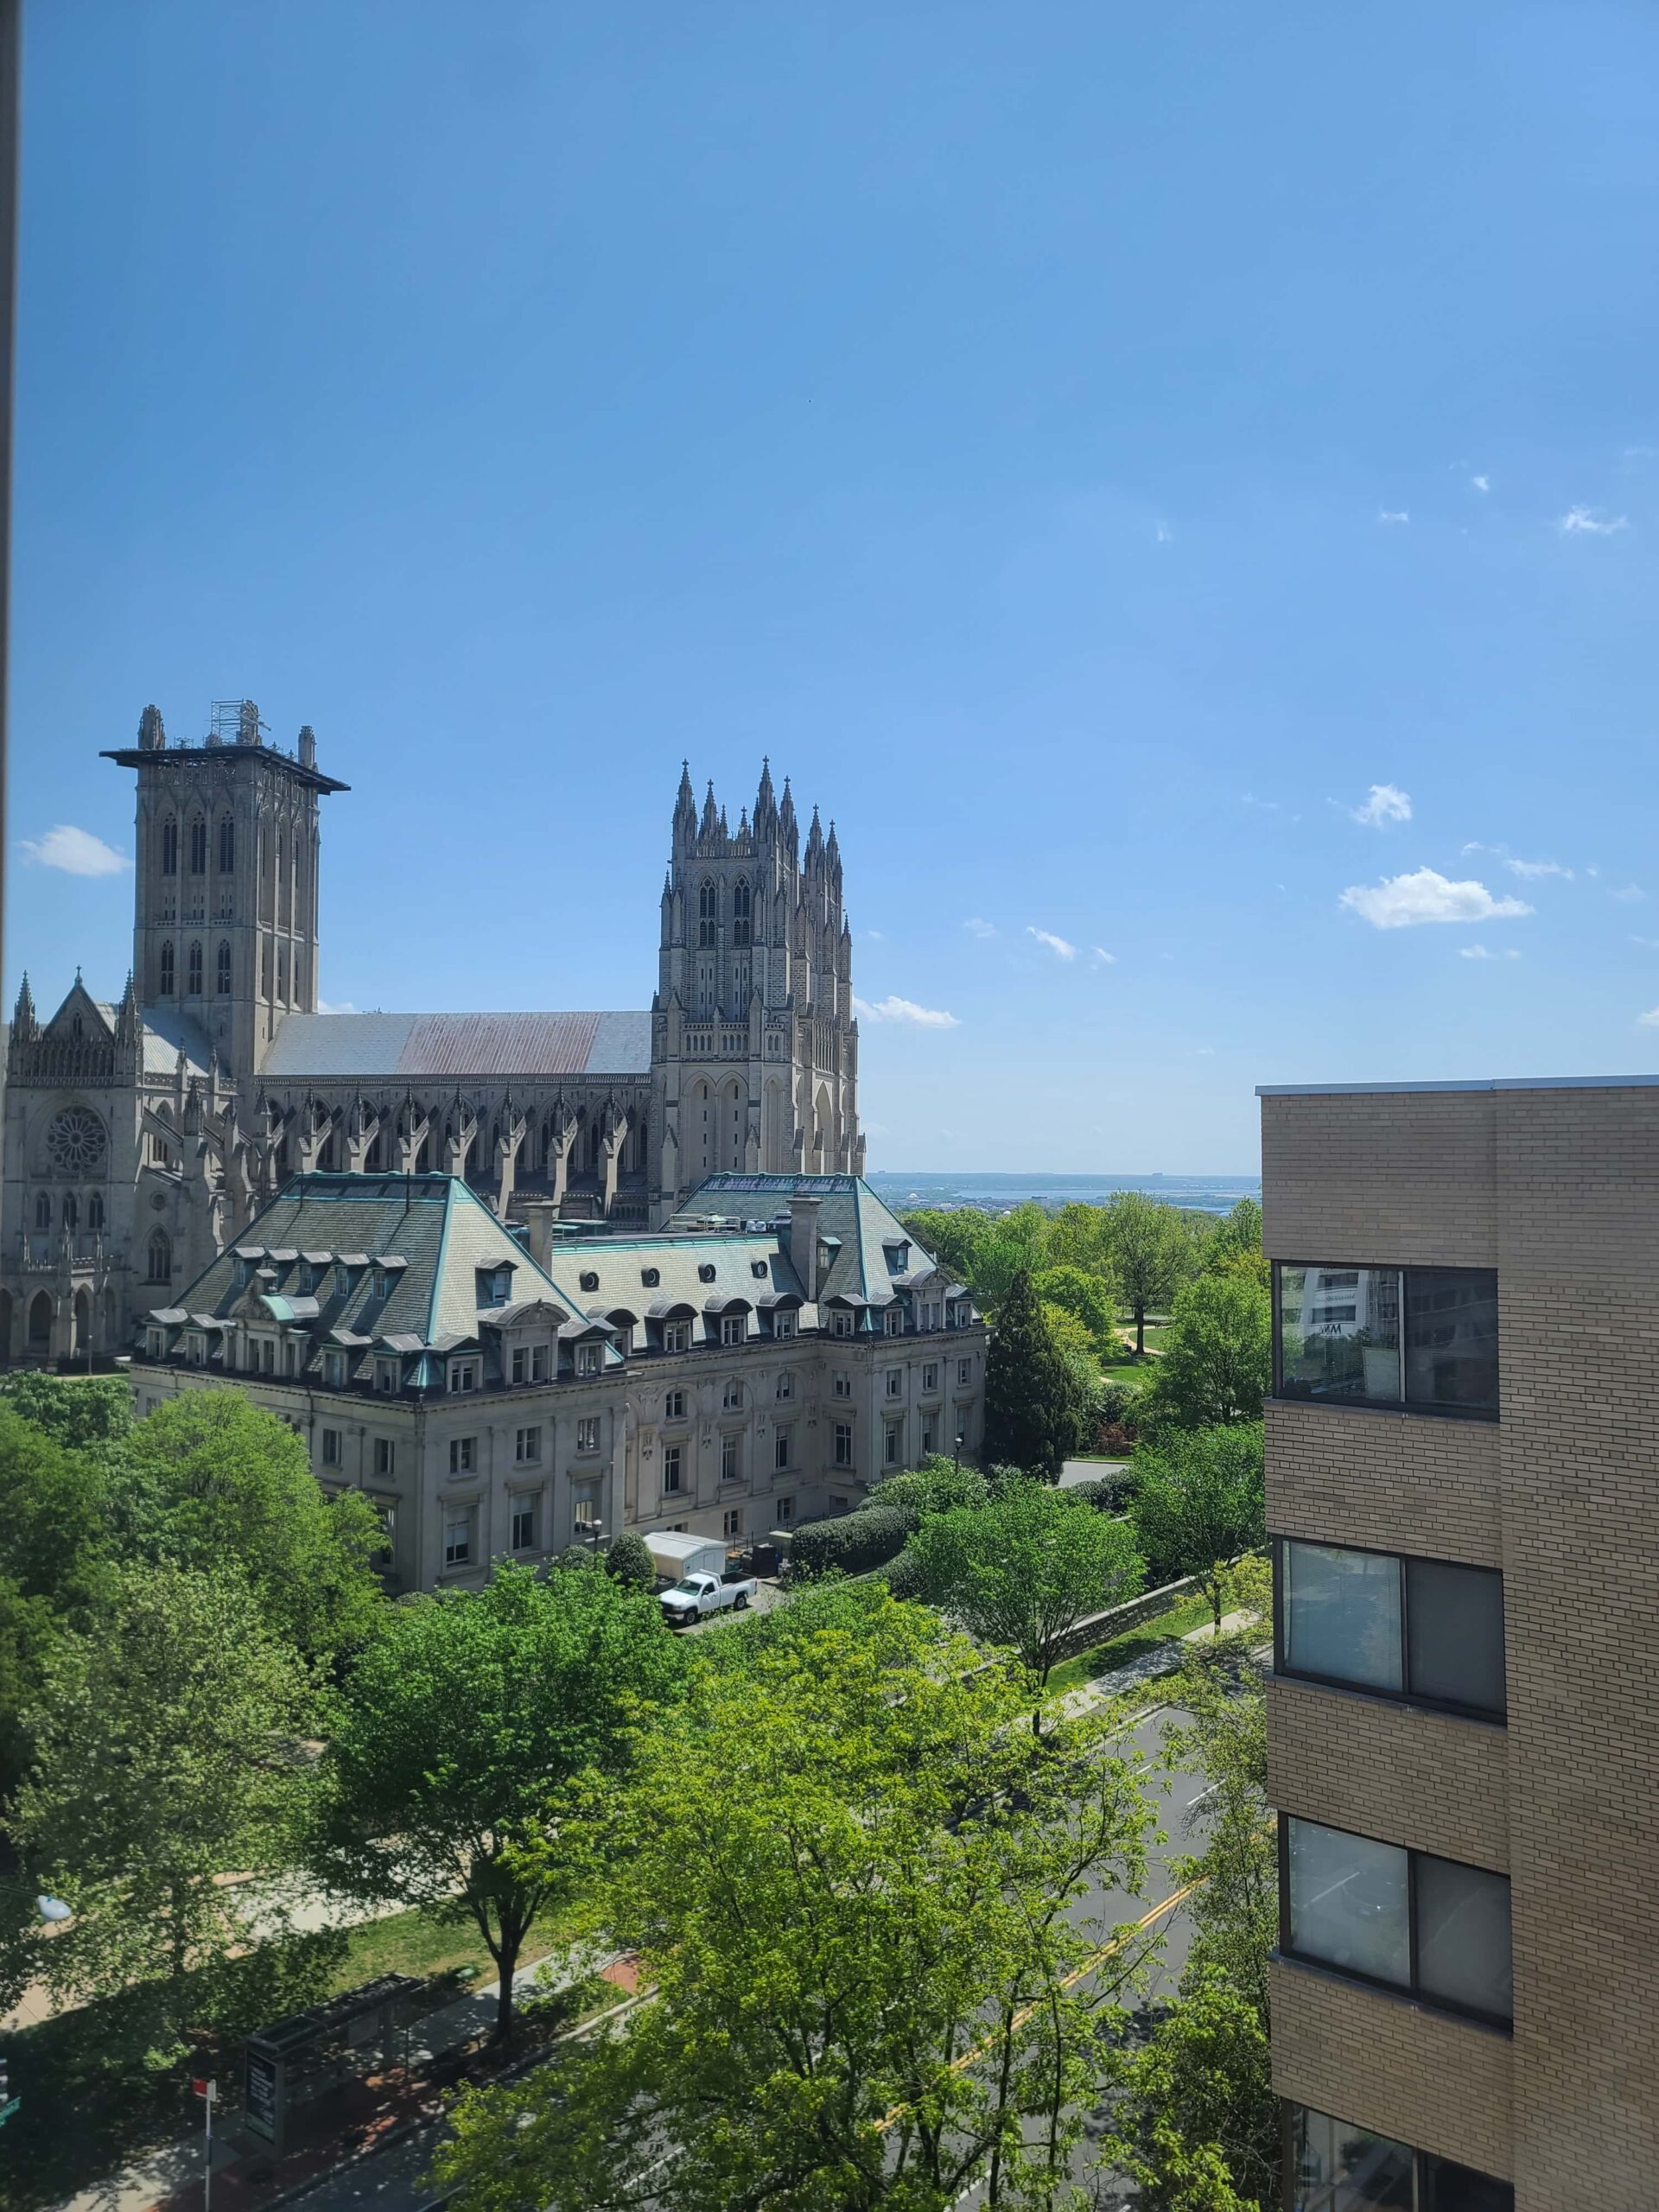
[{"x1": 191, "y1": 2078, "x2": 216, "y2": 2212}]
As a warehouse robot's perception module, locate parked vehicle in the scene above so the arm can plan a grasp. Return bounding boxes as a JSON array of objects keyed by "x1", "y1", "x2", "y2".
[{"x1": 659, "y1": 1571, "x2": 758, "y2": 1626}]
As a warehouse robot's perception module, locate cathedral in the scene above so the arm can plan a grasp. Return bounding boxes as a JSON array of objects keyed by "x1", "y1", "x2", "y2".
[{"x1": 1, "y1": 702, "x2": 863, "y2": 1364}]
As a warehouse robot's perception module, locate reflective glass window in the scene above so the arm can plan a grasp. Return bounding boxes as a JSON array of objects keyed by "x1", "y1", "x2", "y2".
[
  {"x1": 1283, "y1": 1541, "x2": 1402, "y2": 1692},
  {"x1": 1414, "y1": 1854, "x2": 1513, "y2": 2024},
  {"x1": 1287, "y1": 1818, "x2": 1409, "y2": 1987},
  {"x1": 1406, "y1": 1558, "x2": 1506, "y2": 1717}
]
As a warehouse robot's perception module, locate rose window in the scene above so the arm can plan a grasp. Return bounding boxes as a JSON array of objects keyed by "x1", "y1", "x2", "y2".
[{"x1": 46, "y1": 1106, "x2": 106, "y2": 1176}]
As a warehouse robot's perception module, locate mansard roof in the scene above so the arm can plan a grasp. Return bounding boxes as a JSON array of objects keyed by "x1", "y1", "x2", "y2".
[
  {"x1": 146, "y1": 1173, "x2": 593, "y2": 1364},
  {"x1": 259, "y1": 1009, "x2": 652, "y2": 1080},
  {"x1": 673, "y1": 1173, "x2": 952, "y2": 1310}
]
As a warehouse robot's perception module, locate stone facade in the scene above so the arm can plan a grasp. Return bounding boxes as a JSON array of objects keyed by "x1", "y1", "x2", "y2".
[
  {"x1": 0, "y1": 705, "x2": 861, "y2": 1364},
  {"x1": 1262, "y1": 1076, "x2": 1659, "y2": 2210},
  {"x1": 126, "y1": 1168, "x2": 984, "y2": 1587}
]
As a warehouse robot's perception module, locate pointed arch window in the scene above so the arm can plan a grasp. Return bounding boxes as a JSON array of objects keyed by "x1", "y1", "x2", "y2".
[
  {"x1": 216, "y1": 941, "x2": 232, "y2": 995},
  {"x1": 161, "y1": 817, "x2": 179, "y2": 876},
  {"x1": 188, "y1": 817, "x2": 207, "y2": 874},
  {"x1": 187, "y1": 941, "x2": 204, "y2": 995},
  {"x1": 147, "y1": 1229, "x2": 172, "y2": 1283},
  {"x1": 88, "y1": 1193, "x2": 105, "y2": 1232},
  {"x1": 62, "y1": 1193, "x2": 78, "y2": 1232},
  {"x1": 218, "y1": 814, "x2": 235, "y2": 873},
  {"x1": 35, "y1": 1192, "x2": 51, "y2": 1230},
  {"x1": 698, "y1": 880, "x2": 717, "y2": 947},
  {"x1": 733, "y1": 878, "x2": 752, "y2": 947},
  {"x1": 159, "y1": 940, "x2": 175, "y2": 995}
]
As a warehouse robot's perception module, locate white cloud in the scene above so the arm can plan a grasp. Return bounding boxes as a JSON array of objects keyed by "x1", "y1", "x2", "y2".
[
  {"x1": 317, "y1": 997, "x2": 359, "y2": 1015},
  {"x1": 1612, "y1": 884, "x2": 1646, "y2": 903},
  {"x1": 1459, "y1": 944, "x2": 1521, "y2": 961},
  {"x1": 1027, "y1": 926, "x2": 1077, "y2": 961},
  {"x1": 1348, "y1": 783, "x2": 1413, "y2": 829},
  {"x1": 1506, "y1": 856, "x2": 1573, "y2": 880},
  {"x1": 1630, "y1": 936, "x2": 1659, "y2": 950},
  {"x1": 1377, "y1": 510, "x2": 1409, "y2": 525},
  {"x1": 1470, "y1": 474, "x2": 1491, "y2": 493},
  {"x1": 1340, "y1": 868, "x2": 1533, "y2": 930},
  {"x1": 1638, "y1": 1007, "x2": 1659, "y2": 1028},
  {"x1": 20, "y1": 823, "x2": 130, "y2": 877},
  {"x1": 1091, "y1": 946, "x2": 1116, "y2": 966},
  {"x1": 1154, "y1": 519, "x2": 1173, "y2": 544},
  {"x1": 962, "y1": 917, "x2": 996, "y2": 940},
  {"x1": 864, "y1": 928, "x2": 885, "y2": 941},
  {"x1": 853, "y1": 995, "x2": 960, "y2": 1029},
  {"x1": 1558, "y1": 505, "x2": 1629, "y2": 536}
]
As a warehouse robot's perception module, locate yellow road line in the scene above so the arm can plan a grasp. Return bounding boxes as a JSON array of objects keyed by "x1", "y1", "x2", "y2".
[{"x1": 872, "y1": 1874, "x2": 1206, "y2": 2136}]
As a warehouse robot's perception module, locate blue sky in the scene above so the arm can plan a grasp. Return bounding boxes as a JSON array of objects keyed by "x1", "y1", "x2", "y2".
[{"x1": 11, "y1": 2, "x2": 1659, "y2": 1173}]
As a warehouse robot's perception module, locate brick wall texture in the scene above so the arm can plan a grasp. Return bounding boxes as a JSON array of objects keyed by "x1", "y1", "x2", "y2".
[{"x1": 1263, "y1": 1084, "x2": 1659, "y2": 2211}]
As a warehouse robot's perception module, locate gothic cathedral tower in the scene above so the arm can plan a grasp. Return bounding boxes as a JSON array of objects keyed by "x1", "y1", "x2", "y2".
[
  {"x1": 103, "y1": 702, "x2": 348, "y2": 1077},
  {"x1": 650, "y1": 760, "x2": 862, "y2": 1220}
]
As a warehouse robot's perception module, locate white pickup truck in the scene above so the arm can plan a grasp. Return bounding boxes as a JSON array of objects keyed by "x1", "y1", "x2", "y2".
[{"x1": 659, "y1": 1571, "x2": 758, "y2": 1627}]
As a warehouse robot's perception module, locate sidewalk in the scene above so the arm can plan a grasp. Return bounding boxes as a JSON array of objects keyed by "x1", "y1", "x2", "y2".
[
  {"x1": 1055, "y1": 1608, "x2": 1257, "y2": 1721},
  {"x1": 53, "y1": 1944, "x2": 624, "y2": 2212}
]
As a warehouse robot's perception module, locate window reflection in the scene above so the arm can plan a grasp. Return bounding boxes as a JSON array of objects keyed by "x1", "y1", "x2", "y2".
[{"x1": 1274, "y1": 1264, "x2": 1497, "y2": 1416}]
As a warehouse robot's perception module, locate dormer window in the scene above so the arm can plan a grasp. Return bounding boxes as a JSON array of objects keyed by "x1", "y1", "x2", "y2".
[
  {"x1": 232, "y1": 1259, "x2": 250, "y2": 1292},
  {"x1": 146, "y1": 1328, "x2": 164, "y2": 1358},
  {"x1": 448, "y1": 1357, "x2": 479, "y2": 1394},
  {"x1": 575, "y1": 1343, "x2": 601, "y2": 1379},
  {"x1": 478, "y1": 1265, "x2": 513, "y2": 1307},
  {"x1": 884, "y1": 1307, "x2": 905, "y2": 1338},
  {"x1": 377, "y1": 1358, "x2": 401, "y2": 1395},
  {"x1": 372, "y1": 1265, "x2": 388, "y2": 1300},
  {"x1": 885, "y1": 1242, "x2": 910, "y2": 1275},
  {"x1": 324, "y1": 1351, "x2": 346, "y2": 1387},
  {"x1": 774, "y1": 1312, "x2": 797, "y2": 1341},
  {"x1": 831, "y1": 1311, "x2": 854, "y2": 1339}
]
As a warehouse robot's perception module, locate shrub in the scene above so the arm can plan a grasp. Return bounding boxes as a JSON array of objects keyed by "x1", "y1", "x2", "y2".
[
  {"x1": 788, "y1": 1506, "x2": 912, "y2": 1580},
  {"x1": 604, "y1": 1530, "x2": 657, "y2": 1591},
  {"x1": 883, "y1": 1548, "x2": 927, "y2": 1602},
  {"x1": 866, "y1": 1460, "x2": 990, "y2": 1524}
]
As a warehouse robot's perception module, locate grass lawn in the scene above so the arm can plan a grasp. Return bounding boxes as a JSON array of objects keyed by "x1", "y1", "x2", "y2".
[
  {"x1": 1101, "y1": 1350, "x2": 1161, "y2": 1390},
  {"x1": 327, "y1": 1903, "x2": 564, "y2": 1999},
  {"x1": 1044, "y1": 1592, "x2": 1217, "y2": 1700}
]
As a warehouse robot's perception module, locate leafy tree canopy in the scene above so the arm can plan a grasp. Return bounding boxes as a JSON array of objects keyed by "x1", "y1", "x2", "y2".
[
  {"x1": 1130, "y1": 1425, "x2": 1265, "y2": 1628},
  {"x1": 117, "y1": 1393, "x2": 387, "y2": 1663},
  {"x1": 432, "y1": 1590, "x2": 1159, "y2": 2212},
  {"x1": 315, "y1": 1562, "x2": 683, "y2": 2039},
  {"x1": 1202, "y1": 1198, "x2": 1268, "y2": 1290},
  {"x1": 1033, "y1": 1262, "x2": 1119, "y2": 1357},
  {"x1": 905, "y1": 1477, "x2": 1145, "y2": 1702},
  {"x1": 603, "y1": 1529, "x2": 657, "y2": 1591},
  {"x1": 0, "y1": 1371, "x2": 133, "y2": 1450},
  {"x1": 1140, "y1": 1273, "x2": 1272, "y2": 1434},
  {"x1": 3, "y1": 1561, "x2": 325, "y2": 2066},
  {"x1": 1102, "y1": 1192, "x2": 1199, "y2": 1353}
]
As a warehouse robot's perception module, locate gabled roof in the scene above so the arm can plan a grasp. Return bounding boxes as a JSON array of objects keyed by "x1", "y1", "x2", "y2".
[{"x1": 258, "y1": 1010, "x2": 652, "y2": 1079}]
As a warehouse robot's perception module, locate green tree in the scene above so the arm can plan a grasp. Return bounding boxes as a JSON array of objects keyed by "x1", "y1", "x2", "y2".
[
  {"x1": 1130, "y1": 1427, "x2": 1265, "y2": 1630},
  {"x1": 897, "y1": 1207, "x2": 994, "y2": 1292},
  {"x1": 982, "y1": 1268, "x2": 1093, "y2": 1478},
  {"x1": 1103, "y1": 1192, "x2": 1196, "y2": 1356},
  {"x1": 1140, "y1": 1274, "x2": 1272, "y2": 1433},
  {"x1": 0, "y1": 1405, "x2": 115, "y2": 1802},
  {"x1": 431, "y1": 1591, "x2": 1159, "y2": 2212},
  {"x1": 866, "y1": 1457, "x2": 991, "y2": 1519},
  {"x1": 0, "y1": 1371, "x2": 133, "y2": 1449},
  {"x1": 1109, "y1": 1972, "x2": 1276, "y2": 2211},
  {"x1": 1033, "y1": 1262, "x2": 1119, "y2": 1358},
  {"x1": 315, "y1": 1563, "x2": 683, "y2": 2041},
  {"x1": 603, "y1": 1529, "x2": 657, "y2": 1591},
  {"x1": 117, "y1": 1393, "x2": 386, "y2": 1664},
  {"x1": 1108, "y1": 1634, "x2": 1276, "y2": 2208},
  {"x1": 906, "y1": 1478, "x2": 1144, "y2": 1716},
  {"x1": 3, "y1": 1562, "x2": 323, "y2": 2068},
  {"x1": 1045, "y1": 1201, "x2": 1116, "y2": 1281},
  {"x1": 1202, "y1": 1198, "x2": 1268, "y2": 1291}
]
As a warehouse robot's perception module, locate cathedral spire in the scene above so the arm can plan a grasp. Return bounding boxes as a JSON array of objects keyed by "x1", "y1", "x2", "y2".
[
  {"x1": 137, "y1": 703, "x2": 166, "y2": 751},
  {"x1": 701, "y1": 779, "x2": 719, "y2": 841},
  {"x1": 804, "y1": 804, "x2": 824, "y2": 870},
  {"x1": 12, "y1": 971, "x2": 35, "y2": 1039},
  {"x1": 755, "y1": 756, "x2": 776, "y2": 826}
]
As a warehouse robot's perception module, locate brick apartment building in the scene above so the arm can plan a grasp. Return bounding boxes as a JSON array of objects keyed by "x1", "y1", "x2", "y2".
[{"x1": 1260, "y1": 1076, "x2": 1659, "y2": 2212}]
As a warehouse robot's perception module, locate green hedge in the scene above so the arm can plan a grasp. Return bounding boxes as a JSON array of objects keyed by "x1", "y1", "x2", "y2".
[{"x1": 788, "y1": 1505, "x2": 913, "y2": 1580}]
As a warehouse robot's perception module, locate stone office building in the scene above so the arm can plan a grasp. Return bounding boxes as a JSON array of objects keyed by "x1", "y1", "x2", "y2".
[
  {"x1": 2, "y1": 701, "x2": 862, "y2": 1365},
  {"x1": 1262, "y1": 1072, "x2": 1659, "y2": 2211},
  {"x1": 130, "y1": 1167, "x2": 985, "y2": 1589}
]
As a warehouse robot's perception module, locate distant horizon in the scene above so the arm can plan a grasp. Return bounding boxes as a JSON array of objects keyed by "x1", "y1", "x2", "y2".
[{"x1": 865, "y1": 1168, "x2": 1260, "y2": 1185}]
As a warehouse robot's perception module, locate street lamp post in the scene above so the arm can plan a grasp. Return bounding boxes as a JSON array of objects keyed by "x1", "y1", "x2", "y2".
[{"x1": 587, "y1": 1516, "x2": 604, "y2": 1558}]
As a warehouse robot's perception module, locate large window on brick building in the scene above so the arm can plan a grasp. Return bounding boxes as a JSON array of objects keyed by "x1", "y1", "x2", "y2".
[
  {"x1": 1282, "y1": 1817, "x2": 1512, "y2": 2026},
  {"x1": 1288, "y1": 2105, "x2": 1513, "y2": 2210},
  {"x1": 1275, "y1": 1539, "x2": 1506, "y2": 1719},
  {"x1": 1274, "y1": 1264, "x2": 1497, "y2": 1416}
]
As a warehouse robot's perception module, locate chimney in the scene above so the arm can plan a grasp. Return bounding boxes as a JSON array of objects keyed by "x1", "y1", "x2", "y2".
[
  {"x1": 789, "y1": 1193, "x2": 821, "y2": 1302},
  {"x1": 520, "y1": 1201, "x2": 557, "y2": 1273}
]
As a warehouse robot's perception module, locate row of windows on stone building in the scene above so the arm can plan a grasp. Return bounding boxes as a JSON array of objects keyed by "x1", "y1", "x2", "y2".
[
  {"x1": 157, "y1": 814, "x2": 309, "y2": 881},
  {"x1": 32, "y1": 1192, "x2": 106, "y2": 1234},
  {"x1": 696, "y1": 880, "x2": 753, "y2": 946},
  {"x1": 154, "y1": 940, "x2": 302, "y2": 1000}
]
